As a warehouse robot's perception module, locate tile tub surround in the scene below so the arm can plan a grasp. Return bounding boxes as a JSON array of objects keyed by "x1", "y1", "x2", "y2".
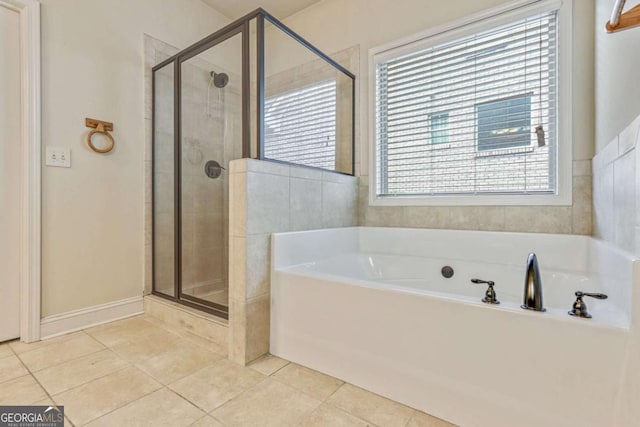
[
  {"x1": 271, "y1": 227, "x2": 640, "y2": 427},
  {"x1": 358, "y1": 159, "x2": 593, "y2": 235},
  {"x1": 593, "y1": 113, "x2": 640, "y2": 254},
  {"x1": 228, "y1": 158, "x2": 357, "y2": 365},
  {"x1": 0, "y1": 316, "x2": 453, "y2": 427}
]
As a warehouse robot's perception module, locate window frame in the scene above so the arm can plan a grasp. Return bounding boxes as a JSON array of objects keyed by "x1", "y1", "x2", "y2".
[{"x1": 368, "y1": 0, "x2": 573, "y2": 206}]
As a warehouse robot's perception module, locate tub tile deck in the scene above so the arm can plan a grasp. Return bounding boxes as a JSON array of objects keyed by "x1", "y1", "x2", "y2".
[{"x1": 0, "y1": 315, "x2": 455, "y2": 427}]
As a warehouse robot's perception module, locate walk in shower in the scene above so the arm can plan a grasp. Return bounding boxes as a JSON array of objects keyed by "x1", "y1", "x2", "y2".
[{"x1": 152, "y1": 9, "x2": 355, "y2": 318}]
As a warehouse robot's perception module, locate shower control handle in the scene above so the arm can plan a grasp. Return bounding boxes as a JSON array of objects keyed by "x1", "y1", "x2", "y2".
[
  {"x1": 471, "y1": 278, "x2": 500, "y2": 305},
  {"x1": 204, "y1": 160, "x2": 225, "y2": 179}
]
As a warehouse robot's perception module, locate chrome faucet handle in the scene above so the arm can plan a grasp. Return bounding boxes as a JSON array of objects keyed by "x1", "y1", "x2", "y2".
[
  {"x1": 569, "y1": 291, "x2": 608, "y2": 318},
  {"x1": 575, "y1": 291, "x2": 608, "y2": 299},
  {"x1": 471, "y1": 278, "x2": 500, "y2": 305}
]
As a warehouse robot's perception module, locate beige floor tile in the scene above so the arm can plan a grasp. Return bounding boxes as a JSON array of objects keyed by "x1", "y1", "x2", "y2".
[
  {"x1": 18, "y1": 333, "x2": 105, "y2": 372},
  {"x1": 85, "y1": 316, "x2": 162, "y2": 348},
  {"x1": 273, "y1": 363, "x2": 344, "y2": 401},
  {"x1": 211, "y1": 378, "x2": 322, "y2": 427},
  {"x1": 53, "y1": 365, "x2": 161, "y2": 426},
  {"x1": 301, "y1": 403, "x2": 373, "y2": 426},
  {"x1": 327, "y1": 384, "x2": 415, "y2": 427},
  {"x1": 408, "y1": 411, "x2": 457, "y2": 427},
  {"x1": 158, "y1": 325, "x2": 227, "y2": 357},
  {"x1": 9, "y1": 331, "x2": 85, "y2": 354},
  {"x1": 86, "y1": 388, "x2": 205, "y2": 427},
  {"x1": 102, "y1": 327, "x2": 184, "y2": 364},
  {"x1": 0, "y1": 354, "x2": 29, "y2": 383},
  {"x1": 34, "y1": 349, "x2": 129, "y2": 395},
  {"x1": 0, "y1": 375, "x2": 48, "y2": 405},
  {"x1": 169, "y1": 359, "x2": 265, "y2": 412},
  {"x1": 0, "y1": 342, "x2": 13, "y2": 358},
  {"x1": 136, "y1": 341, "x2": 220, "y2": 385},
  {"x1": 248, "y1": 354, "x2": 289, "y2": 376},
  {"x1": 30, "y1": 399, "x2": 70, "y2": 426},
  {"x1": 189, "y1": 415, "x2": 225, "y2": 427}
]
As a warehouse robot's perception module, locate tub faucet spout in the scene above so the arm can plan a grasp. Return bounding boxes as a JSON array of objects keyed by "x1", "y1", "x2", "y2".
[{"x1": 521, "y1": 253, "x2": 545, "y2": 312}]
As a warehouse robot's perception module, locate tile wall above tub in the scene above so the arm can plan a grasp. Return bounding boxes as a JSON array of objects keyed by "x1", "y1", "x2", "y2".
[
  {"x1": 357, "y1": 158, "x2": 593, "y2": 235},
  {"x1": 593, "y1": 113, "x2": 640, "y2": 254}
]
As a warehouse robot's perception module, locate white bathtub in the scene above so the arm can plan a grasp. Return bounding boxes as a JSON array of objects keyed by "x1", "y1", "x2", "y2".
[{"x1": 270, "y1": 227, "x2": 640, "y2": 427}]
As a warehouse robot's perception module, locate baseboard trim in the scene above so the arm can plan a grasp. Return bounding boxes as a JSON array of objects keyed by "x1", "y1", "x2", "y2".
[{"x1": 40, "y1": 296, "x2": 143, "y2": 339}]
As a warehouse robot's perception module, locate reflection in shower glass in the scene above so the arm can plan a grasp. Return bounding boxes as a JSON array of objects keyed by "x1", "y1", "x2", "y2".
[
  {"x1": 265, "y1": 80, "x2": 337, "y2": 170},
  {"x1": 264, "y1": 23, "x2": 354, "y2": 174}
]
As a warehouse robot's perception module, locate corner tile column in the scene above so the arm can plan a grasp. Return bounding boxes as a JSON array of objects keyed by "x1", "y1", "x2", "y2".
[{"x1": 228, "y1": 158, "x2": 357, "y2": 365}]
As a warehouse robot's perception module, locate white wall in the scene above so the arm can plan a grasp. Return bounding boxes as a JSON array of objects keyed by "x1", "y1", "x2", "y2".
[
  {"x1": 595, "y1": 0, "x2": 640, "y2": 153},
  {"x1": 40, "y1": 0, "x2": 230, "y2": 317}
]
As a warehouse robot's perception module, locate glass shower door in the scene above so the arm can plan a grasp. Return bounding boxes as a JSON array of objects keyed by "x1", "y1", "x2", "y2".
[
  {"x1": 178, "y1": 31, "x2": 244, "y2": 315},
  {"x1": 153, "y1": 24, "x2": 246, "y2": 319}
]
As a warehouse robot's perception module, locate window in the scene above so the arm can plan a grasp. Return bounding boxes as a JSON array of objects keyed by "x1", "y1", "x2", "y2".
[
  {"x1": 372, "y1": 1, "x2": 571, "y2": 205},
  {"x1": 430, "y1": 112, "x2": 449, "y2": 145},
  {"x1": 477, "y1": 94, "x2": 531, "y2": 151},
  {"x1": 264, "y1": 80, "x2": 337, "y2": 170}
]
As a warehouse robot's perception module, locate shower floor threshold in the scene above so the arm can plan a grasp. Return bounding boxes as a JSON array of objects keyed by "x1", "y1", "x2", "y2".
[
  {"x1": 145, "y1": 294, "x2": 228, "y2": 326},
  {"x1": 144, "y1": 295, "x2": 229, "y2": 347}
]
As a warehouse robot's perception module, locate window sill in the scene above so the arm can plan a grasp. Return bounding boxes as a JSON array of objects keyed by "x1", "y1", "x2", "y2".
[
  {"x1": 474, "y1": 146, "x2": 535, "y2": 158},
  {"x1": 369, "y1": 191, "x2": 572, "y2": 207},
  {"x1": 425, "y1": 143, "x2": 452, "y2": 151}
]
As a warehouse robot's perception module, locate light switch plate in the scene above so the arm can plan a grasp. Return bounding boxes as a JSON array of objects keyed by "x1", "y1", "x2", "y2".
[{"x1": 45, "y1": 146, "x2": 71, "y2": 168}]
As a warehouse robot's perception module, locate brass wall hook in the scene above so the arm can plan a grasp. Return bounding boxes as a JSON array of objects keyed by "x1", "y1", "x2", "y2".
[{"x1": 85, "y1": 118, "x2": 115, "y2": 153}]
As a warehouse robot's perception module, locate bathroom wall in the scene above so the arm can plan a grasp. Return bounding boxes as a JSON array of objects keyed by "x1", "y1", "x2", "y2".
[
  {"x1": 228, "y1": 159, "x2": 357, "y2": 364},
  {"x1": 40, "y1": 0, "x2": 230, "y2": 317},
  {"x1": 280, "y1": 0, "x2": 595, "y2": 235},
  {"x1": 595, "y1": 0, "x2": 640, "y2": 152}
]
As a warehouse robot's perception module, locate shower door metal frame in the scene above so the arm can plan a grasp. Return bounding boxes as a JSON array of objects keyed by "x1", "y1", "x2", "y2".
[{"x1": 151, "y1": 20, "x2": 250, "y2": 319}]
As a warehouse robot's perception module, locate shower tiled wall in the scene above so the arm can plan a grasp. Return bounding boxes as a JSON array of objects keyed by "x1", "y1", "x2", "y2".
[
  {"x1": 228, "y1": 159, "x2": 357, "y2": 364},
  {"x1": 593, "y1": 113, "x2": 640, "y2": 253}
]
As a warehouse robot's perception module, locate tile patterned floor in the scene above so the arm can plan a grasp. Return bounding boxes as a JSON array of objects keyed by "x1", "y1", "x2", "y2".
[{"x1": 0, "y1": 315, "x2": 454, "y2": 427}]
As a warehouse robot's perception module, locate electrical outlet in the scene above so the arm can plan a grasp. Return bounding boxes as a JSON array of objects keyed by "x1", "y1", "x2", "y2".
[{"x1": 45, "y1": 147, "x2": 71, "y2": 168}]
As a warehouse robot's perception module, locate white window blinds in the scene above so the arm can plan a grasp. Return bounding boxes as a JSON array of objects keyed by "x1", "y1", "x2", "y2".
[
  {"x1": 375, "y1": 10, "x2": 558, "y2": 197},
  {"x1": 264, "y1": 80, "x2": 337, "y2": 170}
]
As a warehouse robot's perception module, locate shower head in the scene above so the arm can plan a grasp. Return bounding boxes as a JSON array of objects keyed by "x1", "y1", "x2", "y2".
[{"x1": 210, "y1": 71, "x2": 229, "y2": 88}]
